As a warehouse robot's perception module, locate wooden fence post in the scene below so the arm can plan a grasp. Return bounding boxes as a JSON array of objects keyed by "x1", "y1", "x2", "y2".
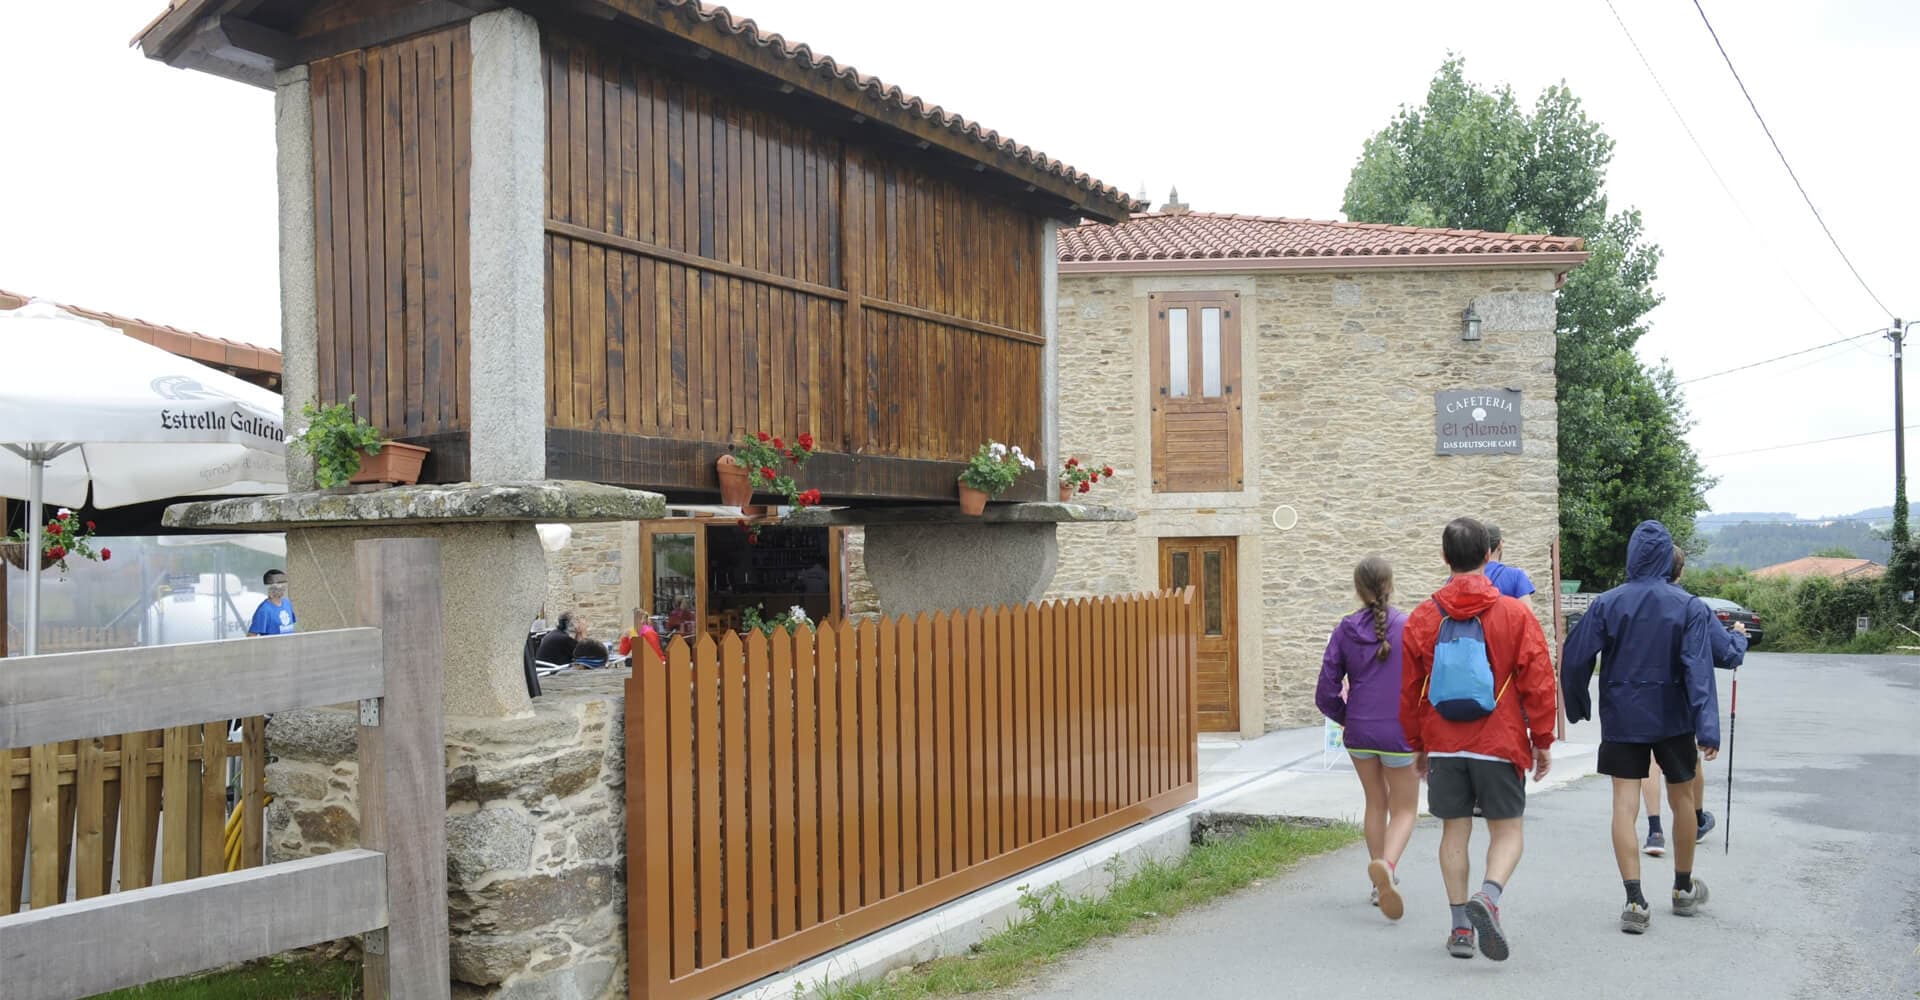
[{"x1": 354, "y1": 538, "x2": 450, "y2": 1000}]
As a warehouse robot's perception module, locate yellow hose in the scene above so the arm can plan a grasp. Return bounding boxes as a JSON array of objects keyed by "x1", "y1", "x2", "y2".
[{"x1": 222, "y1": 793, "x2": 274, "y2": 872}]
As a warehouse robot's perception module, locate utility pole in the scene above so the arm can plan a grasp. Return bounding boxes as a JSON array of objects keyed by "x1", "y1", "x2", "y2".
[{"x1": 1892, "y1": 318, "x2": 1906, "y2": 508}]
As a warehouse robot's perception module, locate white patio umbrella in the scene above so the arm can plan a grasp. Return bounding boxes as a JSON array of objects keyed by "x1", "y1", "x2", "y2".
[{"x1": 0, "y1": 301, "x2": 287, "y2": 654}]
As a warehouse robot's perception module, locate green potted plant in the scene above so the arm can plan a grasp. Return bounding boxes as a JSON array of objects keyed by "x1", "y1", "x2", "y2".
[
  {"x1": 293, "y1": 396, "x2": 430, "y2": 489},
  {"x1": 957, "y1": 441, "x2": 1033, "y2": 515},
  {"x1": 722, "y1": 431, "x2": 820, "y2": 513}
]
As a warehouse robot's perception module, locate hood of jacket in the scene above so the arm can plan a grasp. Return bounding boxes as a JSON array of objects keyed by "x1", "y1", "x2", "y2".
[
  {"x1": 1626, "y1": 520, "x2": 1675, "y2": 582},
  {"x1": 1433, "y1": 571, "x2": 1501, "y2": 620},
  {"x1": 1336, "y1": 608, "x2": 1392, "y2": 649}
]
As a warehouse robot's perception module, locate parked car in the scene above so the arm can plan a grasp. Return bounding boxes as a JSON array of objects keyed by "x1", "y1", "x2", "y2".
[{"x1": 1700, "y1": 597, "x2": 1763, "y2": 646}]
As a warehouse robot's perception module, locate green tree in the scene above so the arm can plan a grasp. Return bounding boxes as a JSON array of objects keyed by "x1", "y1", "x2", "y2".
[{"x1": 1343, "y1": 57, "x2": 1713, "y2": 587}]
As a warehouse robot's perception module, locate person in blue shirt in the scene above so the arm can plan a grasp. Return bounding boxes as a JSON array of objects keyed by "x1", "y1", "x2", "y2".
[
  {"x1": 1482, "y1": 524, "x2": 1536, "y2": 599},
  {"x1": 247, "y1": 569, "x2": 298, "y2": 636}
]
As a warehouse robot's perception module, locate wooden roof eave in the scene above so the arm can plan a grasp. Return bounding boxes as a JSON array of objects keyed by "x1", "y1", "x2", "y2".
[{"x1": 542, "y1": 0, "x2": 1136, "y2": 223}]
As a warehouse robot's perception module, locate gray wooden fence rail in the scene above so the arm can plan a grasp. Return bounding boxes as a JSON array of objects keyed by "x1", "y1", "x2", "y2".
[{"x1": 0, "y1": 538, "x2": 449, "y2": 1000}]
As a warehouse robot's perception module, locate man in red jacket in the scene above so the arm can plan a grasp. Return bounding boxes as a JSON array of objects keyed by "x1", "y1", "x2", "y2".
[{"x1": 1401, "y1": 517, "x2": 1558, "y2": 963}]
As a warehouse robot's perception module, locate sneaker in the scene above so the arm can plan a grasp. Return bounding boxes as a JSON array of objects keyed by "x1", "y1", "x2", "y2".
[
  {"x1": 1465, "y1": 892, "x2": 1510, "y2": 962},
  {"x1": 1643, "y1": 830, "x2": 1667, "y2": 857},
  {"x1": 1368, "y1": 859, "x2": 1404, "y2": 921},
  {"x1": 1620, "y1": 900, "x2": 1651, "y2": 934},
  {"x1": 1370, "y1": 885, "x2": 1379, "y2": 907},
  {"x1": 1446, "y1": 927, "x2": 1475, "y2": 959},
  {"x1": 1696, "y1": 811, "x2": 1717, "y2": 842},
  {"x1": 1672, "y1": 877, "x2": 1709, "y2": 917}
]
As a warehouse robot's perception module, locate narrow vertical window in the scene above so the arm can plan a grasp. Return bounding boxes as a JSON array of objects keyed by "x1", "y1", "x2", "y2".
[
  {"x1": 1170, "y1": 550, "x2": 1191, "y2": 591},
  {"x1": 1167, "y1": 307, "x2": 1189, "y2": 397},
  {"x1": 1201, "y1": 307, "x2": 1223, "y2": 397},
  {"x1": 1203, "y1": 550, "x2": 1224, "y2": 635}
]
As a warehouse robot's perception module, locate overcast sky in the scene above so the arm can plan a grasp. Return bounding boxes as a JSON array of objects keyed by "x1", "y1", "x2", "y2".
[{"x1": 2, "y1": 1, "x2": 1914, "y2": 519}]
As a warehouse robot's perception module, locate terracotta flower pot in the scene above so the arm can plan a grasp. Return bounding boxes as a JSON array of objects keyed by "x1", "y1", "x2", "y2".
[
  {"x1": 716, "y1": 455, "x2": 753, "y2": 507},
  {"x1": 957, "y1": 481, "x2": 989, "y2": 516},
  {"x1": 350, "y1": 441, "x2": 430, "y2": 486},
  {"x1": 1058, "y1": 484, "x2": 1073, "y2": 502}
]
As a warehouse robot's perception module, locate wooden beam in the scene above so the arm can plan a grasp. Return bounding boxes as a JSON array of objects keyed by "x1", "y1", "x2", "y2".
[
  {"x1": 354, "y1": 539, "x2": 450, "y2": 999},
  {"x1": 862, "y1": 297, "x2": 1044, "y2": 347},
  {"x1": 0, "y1": 629, "x2": 383, "y2": 748},
  {"x1": 546, "y1": 429, "x2": 1046, "y2": 503},
  {"x1": 0, "y1": 850, "x2": 387, "y2": 1000},
  {"x1": 547, "y1": 219, "x2": 850, "y2": 304}
]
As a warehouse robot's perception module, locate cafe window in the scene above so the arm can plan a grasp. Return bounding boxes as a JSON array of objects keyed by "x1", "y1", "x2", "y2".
[
  {"x1": 642, "y1": 520, "x2": 844, "y2": 640},
  {"x1": 1149, "y1": 291, "x2": 1243, "y2": 493}
]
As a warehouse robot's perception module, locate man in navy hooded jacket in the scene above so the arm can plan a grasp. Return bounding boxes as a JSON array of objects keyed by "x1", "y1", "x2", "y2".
[{"x1": 1562, "y1": 521, "x2": 1720, "y2": 936}]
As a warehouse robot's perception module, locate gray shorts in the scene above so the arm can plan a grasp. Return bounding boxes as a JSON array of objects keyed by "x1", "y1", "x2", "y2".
[{"x1": 1428, "y1": 756, "x2": 1526, "y2": 820}]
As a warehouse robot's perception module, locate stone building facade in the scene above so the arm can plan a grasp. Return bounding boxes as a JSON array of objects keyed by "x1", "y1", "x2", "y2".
[
  {"x1": 1048, "y1": 212, "x2": 1585, "y2": 735},
  {"x1": 541, "y1": 522, "x2": 641, "y2": 637}
]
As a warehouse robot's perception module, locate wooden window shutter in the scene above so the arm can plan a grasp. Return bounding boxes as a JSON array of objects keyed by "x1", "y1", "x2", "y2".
[{"x1": 1149, "y1": 291, "x2": 1243, "y2": 493}]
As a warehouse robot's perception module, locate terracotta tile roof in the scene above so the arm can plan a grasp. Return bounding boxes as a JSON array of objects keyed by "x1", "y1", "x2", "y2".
[
  {"x1": 1752, "y1": 556, "x2": 1886, "y2": 581},
  {"x1": 0, "y1": 289, "x2": 282, "y2": 385},
  {"x1": 659, "y1": 1, "x2": 1137, "y2": 217},
  {"x1": 1059, "y1": 212, "x2": 1585, "y2": 264},
  {"x1": 135, "y1": 0, "x2": 1141, "y2": 220}
]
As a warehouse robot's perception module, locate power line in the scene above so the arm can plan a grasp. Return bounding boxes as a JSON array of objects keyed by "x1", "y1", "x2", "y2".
[
  {"x1": 1691, "y1": 0, "x2": 1896, "y2": 319},
  {"x1": 1678, "y1": 328, "x2": 1884, "y2": 384},
  {"x1": 1600, "y1": 0, "x2": 1848, "y2": 337},
  {"x1": 1704, "y1": 422, "x2": 1920, "y2": 459}
]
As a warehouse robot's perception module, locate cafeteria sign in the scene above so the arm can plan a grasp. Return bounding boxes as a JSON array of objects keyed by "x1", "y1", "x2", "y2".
[{"x1": 1435, "y1": 388, "x2": 1522, "y2": 455}]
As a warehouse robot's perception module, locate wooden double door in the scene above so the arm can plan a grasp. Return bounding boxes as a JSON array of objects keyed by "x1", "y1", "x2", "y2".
[{"x1": 1158, "y1": 537, "x2": 1239, "y2": 732}]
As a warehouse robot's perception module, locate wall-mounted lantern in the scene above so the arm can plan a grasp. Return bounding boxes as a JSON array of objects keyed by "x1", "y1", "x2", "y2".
[{"x1": 1461, "y1": 303, "x2": 1482, "y2": 342}]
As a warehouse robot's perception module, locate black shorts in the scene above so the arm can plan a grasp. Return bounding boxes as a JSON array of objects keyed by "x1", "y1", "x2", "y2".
[
  {"x1": 1427, "y1": 756, "x2": 1526, "y2": 820},
  {"x1": 1597, "y1": 732, "x2": 1698, "y2": 783}
]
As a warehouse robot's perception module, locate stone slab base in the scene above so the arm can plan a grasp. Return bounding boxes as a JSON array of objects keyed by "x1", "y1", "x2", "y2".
[{"x1": 265, "y1": 671, "x2": 629, "y2": 998}]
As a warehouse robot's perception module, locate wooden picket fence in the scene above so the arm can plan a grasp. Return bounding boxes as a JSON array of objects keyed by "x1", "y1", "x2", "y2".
[
  {"x1": 2, "y1": 720, "x2": 268, "y2": 914},
  {"x1": 0, "y1": 539, "x2": 451, "y2": 1000},
  {"x1": 626, "y1": 589, "x2": 1200, "y2": 1000}
]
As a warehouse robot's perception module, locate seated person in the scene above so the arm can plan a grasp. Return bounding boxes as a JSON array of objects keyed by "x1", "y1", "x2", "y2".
[
  {"x1": 664, "y1": 597, "x2": 696, "y2": 637},
  {"x1": 572, "y1": 638, "x2": 610, "y2": 669},
  {"x1": 533, "y1": 611, "x2": 584, "y2": 671}
]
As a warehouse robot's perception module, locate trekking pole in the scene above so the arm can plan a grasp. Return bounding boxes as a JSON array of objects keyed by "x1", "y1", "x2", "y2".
[{"x1": 1724, "y1": 668, "x2": 1738, "y2": 853}]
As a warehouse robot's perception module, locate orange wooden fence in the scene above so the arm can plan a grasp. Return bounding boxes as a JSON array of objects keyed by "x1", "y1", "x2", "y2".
[
  {"x1": 2, "y1": 720, "x2": 268, "y2": 914},
  {"x1": 626, "y1": 589, "x2": 1199, "y2": 1000}
]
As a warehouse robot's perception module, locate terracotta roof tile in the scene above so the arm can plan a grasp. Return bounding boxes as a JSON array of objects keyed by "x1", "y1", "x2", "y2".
[
  {"x1": 0, "y1": 288, "x2": 282, "y2": 382},
  {"x1": 1058, "y1": 212, "x2": 1585, "y2": 264},
  {"x1": 656, "y1": 1, "x2": 1138, "y2": 216}
]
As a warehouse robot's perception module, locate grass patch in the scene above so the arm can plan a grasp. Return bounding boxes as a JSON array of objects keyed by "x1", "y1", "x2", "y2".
[
  {"x1": 817, "y1": 820, "x2": 1361, "y2": 999},
  {"x1": 86, "y1": 954, "x2": 359, "y2": 1000}
]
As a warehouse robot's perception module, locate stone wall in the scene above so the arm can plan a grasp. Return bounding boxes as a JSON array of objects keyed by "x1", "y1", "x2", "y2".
[
  {"x1": 542, "y1": 522, "x2": 640, "y2": 635},
  {"x1": 265, "y1": 672, "x2": 629, "y2": 999},
  {"x1": 1050, "y1": 267, "x2": 1563, "y2": 733}
]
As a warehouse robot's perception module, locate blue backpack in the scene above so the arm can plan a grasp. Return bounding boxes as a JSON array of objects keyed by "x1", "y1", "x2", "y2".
[{"x1": 1424, "y1": 611, "x2": 1510, "y2": 722}]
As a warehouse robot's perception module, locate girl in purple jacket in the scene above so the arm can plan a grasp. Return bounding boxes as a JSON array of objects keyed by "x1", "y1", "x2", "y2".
[{"x1": 1315, "y1": 556, "x2": 1415, "y2": 920}]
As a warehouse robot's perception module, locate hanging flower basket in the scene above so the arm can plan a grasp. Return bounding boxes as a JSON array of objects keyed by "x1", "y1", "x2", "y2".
[
  {"x1": 1, "y1": 542, "x2": 42, "y2": 572},
  {"x1": 5, "y1": 509, "x2": 111, "y2": 575}
]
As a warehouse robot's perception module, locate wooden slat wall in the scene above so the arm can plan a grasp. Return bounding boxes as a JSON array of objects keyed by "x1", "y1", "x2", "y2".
[
  {"x1": 310, "y1": 25, "x2": 472, "y2": 468},
  {"x1": 543, "y1": 33, "x2": 1046, "y2": 499},
  {"x1": 1, "y1": 723, "x2": 269, "y2": 916},
  {"x1": 626, "y1": 589, "x2": 1199, "y2": 1000}
]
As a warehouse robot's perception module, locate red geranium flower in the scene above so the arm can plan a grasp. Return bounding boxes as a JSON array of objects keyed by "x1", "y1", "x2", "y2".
[
  {"x1": 100, "y1": 548, "x2": 111, "y2": 561},
  {"x1": 1067, "y1": 457, "x2": 1079, "y2": 468},
  {"x1": 772, "y1": 437, "x2": 784, "y2": 449},
  {"x1": 1078, "y1": 481, "x2": 1091, "y2": 494},
  {"x1": 757, "y1": 431, "x2": 771, "y2": 442},
  {"x1": 797, "y1": 488, "x2": 822, "y2": 506},
  {"x1": 784, "y1": 449, "x2": 795, "y2": 460},
  {"x1": 1102, "y1": 466, "x2": 1114, "y2": 478},
  {"x1": 760, "y1": 466, "x2": 777, "y2": 481},
  {"x1": 747, "y1": 534, "x2": 759, "y2": 546},
  {"x1": 798, "y1": 432, "x2": 815, "y2": 450},
  {"x1": 56, "y1": 511, "x2": 70, "y2": 521},
  {"x1": 47, "y1": 545, "x2": 65, "y2": 560},
  {"x1": 86, "y1": 520, "x2": 96, "y2": 531}
]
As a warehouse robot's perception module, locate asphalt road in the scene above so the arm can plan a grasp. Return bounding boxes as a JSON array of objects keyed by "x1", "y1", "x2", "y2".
[{"x1": 1011, "y1": 652, "x2": 1920, "y2": 1000}]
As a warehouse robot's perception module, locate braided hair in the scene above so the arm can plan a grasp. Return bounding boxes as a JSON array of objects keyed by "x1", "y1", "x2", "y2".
[{"x1": 1352, "y1": 556, "x2": 1395, "y2": 661}]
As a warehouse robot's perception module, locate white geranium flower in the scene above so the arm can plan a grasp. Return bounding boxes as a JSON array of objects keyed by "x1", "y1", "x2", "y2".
[
  {"x1": 789, "y1": 605, "x2": 810, "y2": 623},
  {"x1": 1018, "y1": 454, "x2": 1036, "y2": 471},
  {"x1": 989, "y1": 441, "x2": 1008, "y2": 458}
]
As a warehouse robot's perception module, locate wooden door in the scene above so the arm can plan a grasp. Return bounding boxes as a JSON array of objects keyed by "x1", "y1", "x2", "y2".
[
  {"x1": 1159, "y1": 538, "x2": 1239, "y2": 732},
  {"x1": 640, "y1": 521, "x2": 707, "y2": 641}
]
